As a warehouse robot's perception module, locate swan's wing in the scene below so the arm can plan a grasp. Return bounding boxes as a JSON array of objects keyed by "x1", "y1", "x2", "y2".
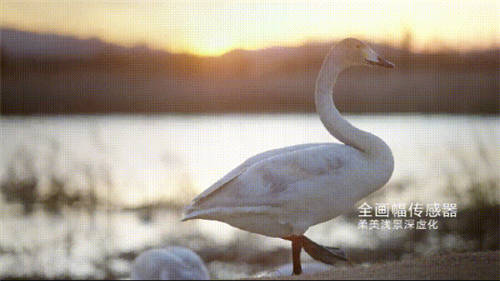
[
  {"x1": 188, "y1": 143, "x2": 331, "y2": 205},
  {"x1": 184, "y1": 143, "x2": 346, "y2": 219}
]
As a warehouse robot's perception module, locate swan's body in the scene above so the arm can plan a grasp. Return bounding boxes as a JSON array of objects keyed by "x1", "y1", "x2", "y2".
[
  {"x1": 130, "y1": 247, "x2": 210, "y2": 280},
  {"x1": 183, "y1": 38, "x2": 395, "y2": 274},
  {"x1": 184, "y1": 141, "x2": 391, "y2": 237}
]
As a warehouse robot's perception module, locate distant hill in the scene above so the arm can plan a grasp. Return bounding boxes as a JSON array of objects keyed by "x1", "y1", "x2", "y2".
[
  {"x1": 1, "y1": 28, "x2": 498, "y2": 114},
  {"x1": 1, "y1": 28, "x2": 113, "y2": 58}
]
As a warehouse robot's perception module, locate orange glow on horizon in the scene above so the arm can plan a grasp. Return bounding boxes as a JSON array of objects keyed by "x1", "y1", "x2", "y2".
[{"x1": 1, "y1": 0, "x2": 498, "y2": 56}]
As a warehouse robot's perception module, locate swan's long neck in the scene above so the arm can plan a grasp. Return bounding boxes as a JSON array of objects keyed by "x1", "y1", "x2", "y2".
[{"x1": 315, "y1": 49, "x2": 389, "y2": 156}]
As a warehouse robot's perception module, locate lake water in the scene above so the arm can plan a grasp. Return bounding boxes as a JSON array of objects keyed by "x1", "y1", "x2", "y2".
[{"x1": 0, "y1": 114, "x2": 498, "y2": 278}]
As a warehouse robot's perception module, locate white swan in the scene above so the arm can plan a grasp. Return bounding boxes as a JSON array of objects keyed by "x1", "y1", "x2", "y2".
[
  {"x1": 130, "y1": 247, "x2": 210, "y2": 280},
  {"x1": 182, "y1": 38, "x2": 395, "y2": 275}
]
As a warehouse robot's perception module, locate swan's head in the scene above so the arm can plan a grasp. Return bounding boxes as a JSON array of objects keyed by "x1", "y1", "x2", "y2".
[{"x1": 335, "y1": 38, "x2": 394, "y2": 68}]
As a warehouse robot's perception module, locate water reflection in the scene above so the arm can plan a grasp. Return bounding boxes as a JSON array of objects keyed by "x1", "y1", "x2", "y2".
[{"x1": 0, "y1": 114, "x2": 498, "y2": 278}]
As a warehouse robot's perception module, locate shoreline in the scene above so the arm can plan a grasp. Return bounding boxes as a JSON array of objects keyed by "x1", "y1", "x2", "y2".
[{"x1": 254, "y1": 251, "x2": 499, "y2": 280}]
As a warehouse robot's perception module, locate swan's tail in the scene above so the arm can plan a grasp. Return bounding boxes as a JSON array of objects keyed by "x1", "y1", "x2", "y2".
[
  {"x1": 182, "y1": 204, "x2": 272, "y2": 222},
  {"x1": 181, "y1": 203, "x2": 199, "y2": 221}
]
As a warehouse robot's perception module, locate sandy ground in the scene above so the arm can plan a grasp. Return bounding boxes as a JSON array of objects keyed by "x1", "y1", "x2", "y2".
[{"x1": 256, "y1": 251, "x2": 499, "y2": 280}]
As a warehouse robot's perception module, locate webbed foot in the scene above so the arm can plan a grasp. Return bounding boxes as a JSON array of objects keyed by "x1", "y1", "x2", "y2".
[{"x1": 301, "y1": 235, "x2": 349, "y2": 265}]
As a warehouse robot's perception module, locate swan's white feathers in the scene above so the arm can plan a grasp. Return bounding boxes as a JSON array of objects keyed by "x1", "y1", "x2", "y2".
[
  {"x1": 130, "y1": 247, "x2": 210, "y2": 280},
  {"x1": 187, "y1": 143, "x2": 331, "y2": 206},
  {"x1": 182, "y1": 142, "x2": 373, "y2": 237}
]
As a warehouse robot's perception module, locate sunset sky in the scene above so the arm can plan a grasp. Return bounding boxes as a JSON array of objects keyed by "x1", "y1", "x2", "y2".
[{"x1": 2, "y1": 0, "x2": 498, "y2": 56}]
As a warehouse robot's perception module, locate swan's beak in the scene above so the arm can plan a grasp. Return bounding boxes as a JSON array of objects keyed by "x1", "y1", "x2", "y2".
[
  {"x1": 365, "y1": 56, "x2": 395, "y2": 68},
  {"x1": 364, "y1": 48, "x2": 395, "y2": 68}
]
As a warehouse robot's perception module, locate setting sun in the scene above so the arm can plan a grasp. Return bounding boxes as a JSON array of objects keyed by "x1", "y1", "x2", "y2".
[
  {"x1": 191, "y1": 29, "x2": 235, "y2": 56},
  {"x1": 1, "y1": 0, "x2": 498, "y2": 55}
]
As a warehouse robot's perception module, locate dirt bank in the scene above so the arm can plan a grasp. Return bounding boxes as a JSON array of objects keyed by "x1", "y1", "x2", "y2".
[{"x1": 257, "y1": 251, "x2": 499, "y2": 280}]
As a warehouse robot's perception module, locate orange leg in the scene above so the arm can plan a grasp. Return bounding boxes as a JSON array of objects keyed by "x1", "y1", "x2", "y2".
[
  {"x1": 283, "y1": 235, "x2": 303, "y2": 275},
  {"x1": 284, "y1": 234, "x2": 350, "y2": 275}
]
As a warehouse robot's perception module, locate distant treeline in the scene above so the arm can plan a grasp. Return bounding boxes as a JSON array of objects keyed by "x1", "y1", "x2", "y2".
[{"x1": 1, "y1": 31, "x2": 498, "y2": 114}]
